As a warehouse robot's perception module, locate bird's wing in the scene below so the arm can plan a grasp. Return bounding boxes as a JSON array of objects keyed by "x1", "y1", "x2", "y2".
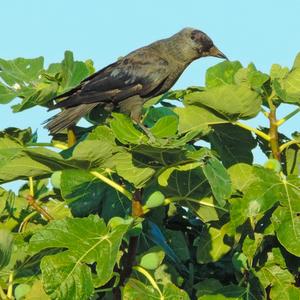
[{"x1": 53, "y1": 51, "x2": 170, "y2": 109}]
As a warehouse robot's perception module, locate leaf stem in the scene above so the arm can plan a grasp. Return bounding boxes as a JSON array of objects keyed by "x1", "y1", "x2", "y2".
[
  {"x1": 277, "y1": 107, "x2": 300, "y2": 126},
  {"x1": 6, "y1": 271, "x2": 13, "y2": 299},
  {"x1": 168, "y1": 196, "x2": 228, "y2": 212},
  {"x1": 0, "y1": 285, "x2": 6, "y2": 300},
  {"x1": 27, "y1": 195, "x2": 54, "y2": 221},
  {"x1": 18, "y1": 211, "x2": 38, "y2": 233},
  {"x1": 234, "y1": 122, "x2": 270, "y2": 141},
  {"x1": 27, "y1": 177, "x2": 54, "y2": 221},
  {"x1": 279, "y1": 140, "x2": 300, "y2": 153},
  {"x1": 133, "y1": 266, "x2": 163, "y2": 298},
  {"x1": 67, "y1": 127, "x2": 76, "y2": 147},
  {"x1": 29, "y1": 176, "x2": 34, "y2": 197},
  {"x1": 90, "y1": 171, "x2": 133, "y2": 200}
]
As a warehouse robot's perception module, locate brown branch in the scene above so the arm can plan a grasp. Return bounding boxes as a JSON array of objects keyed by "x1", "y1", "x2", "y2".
[
  {"x1": 268, "y1": 98, "x2": 281, "y2": 161},
  {"x1": 27, "y1": 195, "x2": 54, "y2": 221},
  {"x1": 113, "y1": 189, "x2": 143, "y2": 300}
]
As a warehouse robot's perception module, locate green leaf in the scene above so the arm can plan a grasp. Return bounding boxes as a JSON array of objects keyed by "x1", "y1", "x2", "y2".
[
  {"x1": 60, "y1": 51, "x2": 90, "y2": 91},
  {"x1": 194, "y1": 278, "x2": 223, "y2": 298},
  {"x1": 138, "y1": 246, "x2": 165, "y2": 270},
  {"x1": 174, "y1": 105, "x2": 227, "y2": 134},
  {"x1": 184, "y1": 85, "x2": 262, "y2": 120},
  {"x1": 12, "y1": 81, "x2": 58, "y2": 112},
  {"x1": 205, "y1": 61, "x2": 243, "y2": 88},
  {"x1": 285, "y1": 146, "x2": 300, "y2": 176},
  {"x1": 67, "y1": 139, "x2": 115, "y2": 169},
  {"x1": 202, "y1": 157, "x2": 231, "y2": 207},
  {"x1": 0, "y1": 139, "x2": 69, "y2": 183},
  {"x1": 86, "y1": 125, "x2": 116, "y2": 144},
  {"x1": 0, "y1": 56, "x2": 44, "y2": 85},
  {"x1": 280, "y1": 52, "x2": 300, "y2": 104},
  {"x1": 150, "y1": 115, "x2": 178, "y2": 138},
  {"x1": 114, "y1": 151, "x2": 155, "y2": 188},
  {"x1": 194, "y1": 225, "x2": 231, "y2": 263},
  {"x1": 229, "y1": 167, "x2": 281, "y2": 229},
  {"x1": 24, "y1": 280, "x2": 50, "y2": 300},
  {"x1": 270, "y1": 64, "x2": 289, "y2": 80},
  {"x1": 14, "y1": 284, "x2": 31, "y2": 300},
  {"x1": 110, "y1": 113, "x2": 147, "y2": 144},
  {"x1": 228, "y1": 163, "x2": 255, "y2": 192},
  {"x1": 234, "y1": 63, "x2": 269, "y2": 90},
  {"x1": 209, "y1": 124, "x2": 257, "y2": 167},
  {"x1": 0, "y1": 229, "x2": 13, "y2": 270},
  {"x1": 30, "y1": 215, "x2": 131, "y2": 299},
  {"x1": 242, "y1": 233, "x2": 263, "y2": 262},
  {"x1": 144, "y1": 107, "x2": 178, "y2": 128},
  {"x1": 41, "y1": 252, "x2": 94, "y2": 300},
  {"x1": 196, "y1": 283, "x2": 246, "y2": 300},
  {"x1": 272, "y1": 206, "x2": 300, "y2": 257},
  {"x1": 0, "y1": 82, "x2": 16, "y2": 104},
  {"x1": 123, "y1": 279, "x2": 190, "y2": 300},
  {"x1": 190, "y1": 196, "x2": 222, "y2": 222},
  {"x1": 256, "y1": 265, "x2": 297, "y2": 300},
  {"x1": 60, "y1": 169, "x2": 106, "y2": 216}
]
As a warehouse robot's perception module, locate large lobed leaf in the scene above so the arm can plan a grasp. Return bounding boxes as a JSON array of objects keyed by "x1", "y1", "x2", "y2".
[{"x1": 29, "y1": 215, "x2": 132, "y2": 300}]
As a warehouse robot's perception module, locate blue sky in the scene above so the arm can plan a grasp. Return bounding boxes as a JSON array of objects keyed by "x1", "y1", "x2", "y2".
[{"x1": 1, "y1": 0, "x2": 300, "y2": 160}]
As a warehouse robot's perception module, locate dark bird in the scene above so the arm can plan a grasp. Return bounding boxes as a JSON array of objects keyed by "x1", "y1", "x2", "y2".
[{"x1": 45, "y1": 28, "x2": 227, "y2": 134}]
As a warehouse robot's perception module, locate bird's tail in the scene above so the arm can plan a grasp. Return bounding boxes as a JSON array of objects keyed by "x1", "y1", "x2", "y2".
[{"x1": 44, "y1": 103, "x2": 98, "y2": 134}]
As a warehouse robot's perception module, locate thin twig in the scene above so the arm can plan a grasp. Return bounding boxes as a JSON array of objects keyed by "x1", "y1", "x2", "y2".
[
  {"x1": 27, "y1": 195, "x2": 54, "y2": 221},
  {"x1": 279, "y1": 140, "x2": 300, "y2": 153}
]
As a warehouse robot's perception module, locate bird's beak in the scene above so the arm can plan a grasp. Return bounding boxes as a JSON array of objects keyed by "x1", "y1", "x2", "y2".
[{"x1": 209, "y1": 46, "x2": 228, "y2": 60}]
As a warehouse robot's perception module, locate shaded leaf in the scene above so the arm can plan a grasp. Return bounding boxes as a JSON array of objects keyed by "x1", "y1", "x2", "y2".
[
  {"x1": 194, "y1": 225, "x2": 231, "y2": 263},
  {"x1": 123, "y1": 278, "x2": 189, "y2": 300},
  {"x1": 202, "y1": 157, "x2": 231, "y2": 207},
  {"x1": 209, "y1": 124, "x2": 257, "y2": 167}
]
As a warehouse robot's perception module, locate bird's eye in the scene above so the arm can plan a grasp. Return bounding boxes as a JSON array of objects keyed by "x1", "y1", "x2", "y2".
[{"x1": 191, "y1": 30, "x2": 198, "y2": 41}]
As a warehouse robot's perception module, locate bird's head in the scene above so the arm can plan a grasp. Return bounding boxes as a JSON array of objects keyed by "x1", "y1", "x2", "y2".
[{"x1": 178, "y1": 27, "x2": 228, "y2": 61}]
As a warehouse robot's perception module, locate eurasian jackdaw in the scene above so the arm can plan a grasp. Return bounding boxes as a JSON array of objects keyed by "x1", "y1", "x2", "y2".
[{"x1": 45, "y1": 27, "x2": 227, "y2": 134}]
